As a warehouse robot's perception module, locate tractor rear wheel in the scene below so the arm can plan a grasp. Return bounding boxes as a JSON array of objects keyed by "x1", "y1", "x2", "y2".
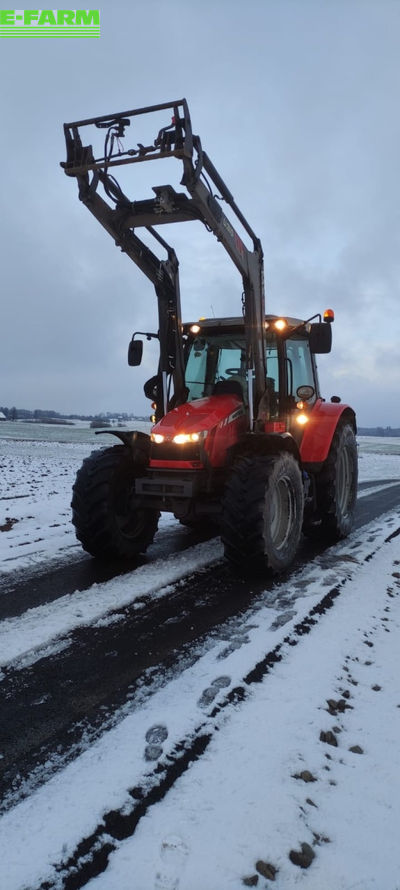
[
  {"x1": 311, "y1": 422, "x2": 358, "y2": 541},
  {"x1": 221, "y1": 452, "x2": 304, "y2": 573},
  {"x1": 71, "y1": 444, "x2": 159, "y2": 559}
]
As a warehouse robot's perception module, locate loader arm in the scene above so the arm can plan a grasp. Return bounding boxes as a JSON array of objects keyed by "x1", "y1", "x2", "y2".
[{"x1": 61, "y1": 99, "x2": 266, "y2": 423}]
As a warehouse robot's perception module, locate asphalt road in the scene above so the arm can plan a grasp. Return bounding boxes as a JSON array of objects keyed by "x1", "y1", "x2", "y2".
[{"x1": 0, "y1": 479, "x2": 399, "y2": 622}]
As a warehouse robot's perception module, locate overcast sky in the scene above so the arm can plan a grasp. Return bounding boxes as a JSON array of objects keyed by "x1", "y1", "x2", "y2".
[{"x1": 1, "y1": 0, "x2": 399, "y2": 426}]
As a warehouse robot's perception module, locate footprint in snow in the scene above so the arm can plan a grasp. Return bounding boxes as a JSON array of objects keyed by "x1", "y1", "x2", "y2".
[
  {"x1": 146, "y1": 724, "x2": 169, "y2": 745},
  {"x1": 218, "y1": 637, "x2": 249, "y2": 659},
  {"x1": 269, "y1": 609, "x2": 296, "y2": 630},
  {"x1": 197, "y1": 675, "x2": 231, "y2": 708},
  {"x1": 155, "y1": 835, "x2": 189, "y2": 889},
  {"x1": 144, "y1": 724, "x2": 168, "y2": 762}
]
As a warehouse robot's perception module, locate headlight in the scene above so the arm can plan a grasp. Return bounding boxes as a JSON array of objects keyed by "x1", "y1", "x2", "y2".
[
  {"x1": 151, "y1": 431, "x2": 206, "y2": 445},
  {"x1": 173, "y1": 432, "x2": 201, "y2": 444}
]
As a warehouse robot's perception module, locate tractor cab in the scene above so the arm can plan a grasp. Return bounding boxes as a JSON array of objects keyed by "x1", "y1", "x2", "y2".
[{"x1": 147, "y1": 312, "x2": 331, "y2": 448}]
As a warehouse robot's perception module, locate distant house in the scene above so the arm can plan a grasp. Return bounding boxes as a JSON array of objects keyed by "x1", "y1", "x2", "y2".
[{"x1": 0, "y1": 411, "x2": 6, "y2": 421}]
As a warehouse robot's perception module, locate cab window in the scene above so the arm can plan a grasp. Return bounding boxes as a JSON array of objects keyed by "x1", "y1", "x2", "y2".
[
  {"x1": 286, "y1": 338, "x2": 315, "y2": 398},
  {"x1": 185, "y1": 331, "x2": 282, "y2": 408},
  {"x1": 185, "y1": 336, "x2": 246, "y2": 400}
]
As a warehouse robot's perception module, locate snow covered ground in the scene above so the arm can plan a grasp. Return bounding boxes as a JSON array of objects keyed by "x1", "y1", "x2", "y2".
[
  {"x1": 0, "y1": 429, "x2": 400, "y2": 889},
  {"x1": 0, "y1": 420, "x2": 151, "y2": 574}
]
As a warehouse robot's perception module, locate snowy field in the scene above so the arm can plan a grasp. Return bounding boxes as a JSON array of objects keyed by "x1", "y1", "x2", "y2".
[
  {"x1": 1, "y1": 426, "x2": 400, "y2": 890},
  {"x1": 0, "y1": 420, "x2": 151, "y2": 575}
]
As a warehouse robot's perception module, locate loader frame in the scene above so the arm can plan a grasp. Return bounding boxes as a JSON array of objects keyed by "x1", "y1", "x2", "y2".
[{"x1": 62, "y1": 99, "x2": 266, "y2": 428}]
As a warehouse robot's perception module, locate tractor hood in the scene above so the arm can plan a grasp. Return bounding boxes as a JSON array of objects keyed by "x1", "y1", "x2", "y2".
[
  {"x1": 152, "y1": 393, "x2": 245, "y2": 440},
  {"x1": 150, "y1": 393, "x2": 247, "y2": 468}
]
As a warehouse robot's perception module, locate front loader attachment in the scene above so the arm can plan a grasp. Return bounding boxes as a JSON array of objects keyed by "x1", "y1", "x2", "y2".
[{"x1": 61, "y1": 99, "x2": 266, "y2": 424}]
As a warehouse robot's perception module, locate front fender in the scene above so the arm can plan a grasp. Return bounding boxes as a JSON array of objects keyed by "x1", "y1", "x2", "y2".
[
  {"x1": 95, "y1": 429, "x2": 151, "y2": 465},
  {"x1": 228, "y1": 431, "x2": 301, "y2": 465}
]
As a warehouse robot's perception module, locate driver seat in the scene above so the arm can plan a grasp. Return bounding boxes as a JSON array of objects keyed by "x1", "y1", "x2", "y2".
[{"x1": 212, "y1": 379, "x2": 244, "y2": 399}]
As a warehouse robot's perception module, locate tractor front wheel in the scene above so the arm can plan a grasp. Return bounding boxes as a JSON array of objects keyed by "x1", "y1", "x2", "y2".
[
  {"x1": 71, "y1": 444, "x2": 159, "y2": 559},
  {"x1": 221, "y1": 452, "x2": 304, "y2": 574}
]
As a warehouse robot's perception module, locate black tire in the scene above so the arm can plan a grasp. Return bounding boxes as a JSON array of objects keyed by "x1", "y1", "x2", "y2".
[
  {"x1": 310, "y1": 422, "x2": 358, "y2": 542},
  {"x1": 221, "y1": 452, "x2": 304, "y2": 574},
  {"x1": 71, "y1": 445, "x2": 159, "y2": 559}
]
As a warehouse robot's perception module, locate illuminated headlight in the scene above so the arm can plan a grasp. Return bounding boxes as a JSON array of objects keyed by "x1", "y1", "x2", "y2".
[
  {"x1": 190, "y1": 324, "x2": 201, "y2": 334},
  {"x1": 173, "y1": 432, "x2": 201, "y2": 444},
  {"x1": 151, "y1": 433, "x2": 165, "y2": 444},
  {"x1": 274, "y1": 318, "x2": 287, "y2": 332},
  {"x1": 295, "y1": 413, "x2": 309, "y2": 426}
]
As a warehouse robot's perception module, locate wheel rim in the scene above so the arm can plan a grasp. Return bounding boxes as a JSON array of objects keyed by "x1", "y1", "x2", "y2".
[
  {"x1": 337, "y1": 445, "x2": 354, "y2": 517},
  {"x1": 267, "y1": 475, "x2": 296, "y2": 551}
]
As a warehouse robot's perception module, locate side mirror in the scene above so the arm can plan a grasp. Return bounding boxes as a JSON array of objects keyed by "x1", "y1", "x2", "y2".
[
  {"x1": 128, "y1": 339, "x2": 143, "y2": 366},
  {"x1": 309, "y1": 323, "x2": 332, "y2": 354},
  {"x1": 297, "y1": 384, "x2": 315, "y2": 401}
]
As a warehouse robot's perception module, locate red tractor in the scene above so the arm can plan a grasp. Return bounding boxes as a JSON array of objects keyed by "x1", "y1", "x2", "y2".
[{"x1": 62, "y1": 99, "x2": 357, "y2": 573}]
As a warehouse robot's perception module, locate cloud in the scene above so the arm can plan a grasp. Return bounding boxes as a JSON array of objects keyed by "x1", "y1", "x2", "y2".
[{"x1": 1, "y1": 0, "x2": 399, "y2": 425}]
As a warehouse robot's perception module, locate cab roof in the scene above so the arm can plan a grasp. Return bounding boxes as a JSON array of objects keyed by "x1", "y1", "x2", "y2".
[{"x1": 183, "y1": 315, "x2": 306, "y2": 334}]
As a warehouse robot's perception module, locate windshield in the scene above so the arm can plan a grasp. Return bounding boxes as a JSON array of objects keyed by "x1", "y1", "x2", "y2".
[{"x1": 185, "y1": 333, "x2": 279, "y2": 407}]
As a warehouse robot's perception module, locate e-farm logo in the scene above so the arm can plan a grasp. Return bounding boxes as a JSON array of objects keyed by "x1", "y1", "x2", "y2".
[{"x1": 0, "y1": 9, "x2": 100, "y2": 37}]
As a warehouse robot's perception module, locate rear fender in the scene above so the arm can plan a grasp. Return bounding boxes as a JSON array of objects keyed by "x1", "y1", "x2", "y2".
[{"x1": 300, "y1": 401, "x2": 356, "y2": 466}]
